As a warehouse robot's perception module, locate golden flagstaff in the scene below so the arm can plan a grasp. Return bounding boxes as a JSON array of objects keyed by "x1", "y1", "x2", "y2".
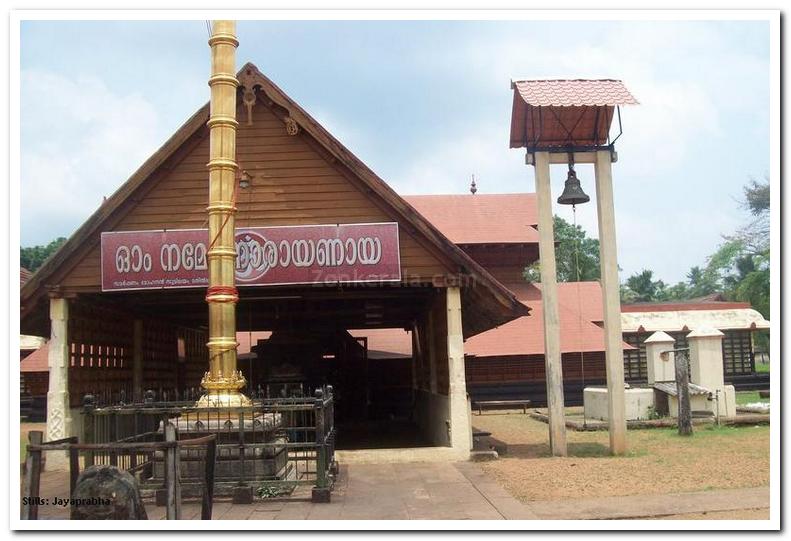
[{"x1": 198, "y1": 20, "x2": 250, "y2": 407}]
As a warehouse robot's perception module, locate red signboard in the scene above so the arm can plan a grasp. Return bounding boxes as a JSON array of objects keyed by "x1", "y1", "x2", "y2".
[{"x1": 101, "y1": 223, "x2": 401, "y2": 292}]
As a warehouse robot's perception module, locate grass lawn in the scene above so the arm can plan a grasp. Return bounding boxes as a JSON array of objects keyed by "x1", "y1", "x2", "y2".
[
  {"x1": 736, "y1": 391, "x2": 767, "y2": 405},
  {"x1": 473, "y1": 412, "x2": 769, "y2": 503},
  {"x1": 755, "y1": 362, "x2": 770, "y2": 373}
]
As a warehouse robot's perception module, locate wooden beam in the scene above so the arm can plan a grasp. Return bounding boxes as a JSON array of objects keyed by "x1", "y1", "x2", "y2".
[
  {"x1": 594, "y1": 149, "x2": 627, "y2": 455},
  {"x1": 526, "y1": 151, "x2": 617, "y2": 165},
  {"x1": 533, "y1": 151, "x2": 568, "y2": 457}
]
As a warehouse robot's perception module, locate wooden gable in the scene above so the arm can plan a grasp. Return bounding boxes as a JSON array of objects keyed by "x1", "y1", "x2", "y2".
[
  {"x1": 60, "y1": 97, "x2": 450, "y2": 291},
  {"x1": 22, "y1": 63, "x2": 528, "y2": 339}
]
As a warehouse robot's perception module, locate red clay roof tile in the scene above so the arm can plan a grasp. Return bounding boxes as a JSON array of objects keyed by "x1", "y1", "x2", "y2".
[
  {"x1": 404, "y1": 194, "x2": 539, "y2": 244},
  {"x1": 512, "y1": 79, "x2": 639, "y2": 107},
  {"x1": 21, "y1": 344, "x2": 49, "y2": 373}
]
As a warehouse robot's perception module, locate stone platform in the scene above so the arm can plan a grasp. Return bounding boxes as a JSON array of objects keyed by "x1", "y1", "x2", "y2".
[{"x1": 146, "y1": 412, "x2": 290, "y2": 497}]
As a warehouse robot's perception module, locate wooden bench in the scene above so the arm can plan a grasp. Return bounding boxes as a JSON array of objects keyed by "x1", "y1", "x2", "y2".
[{"x1": 472, "y1": 400, "x2": 531, "y2": 415}]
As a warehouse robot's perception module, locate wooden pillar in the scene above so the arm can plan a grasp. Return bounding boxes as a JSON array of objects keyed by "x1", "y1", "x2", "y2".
[
  {"x1": 46, "y1": 297, "x2": 72, "y2": 469},
  {"x1": 427, "y1": 311, "x2": 438, "y2": 394},
  {"x1": 594, "y1": 149, "x2": 627, "y2": 455},
  {"x1": 411, "y1": 321, "x2": 421, "y2": 390},
  {"x1": 132, "y1": 319, "x2": 144, "y2": 400},
  {"x1": 446, "y1": 287, "x2": 471, "y2": 453},
  {"x1": 533, "y1": 151, "x2": 568, "y2": 457},
  {"x1": 674, "y1": 350, "x2": 693, "y2": 436}
]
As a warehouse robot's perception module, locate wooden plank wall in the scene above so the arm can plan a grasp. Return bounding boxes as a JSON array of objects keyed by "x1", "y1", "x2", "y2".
[
  {"x1": 68, "y1": 302, "x2": 134, "y2": 406},
  {"x1": 465, "y1": 352, "x2": 607, "y2": 385},
  {"x1": 66, "y1": 301, "x2": 208, "y2": 405},
  {"x1": 61, "y1": 101, "x2": 449, "y2": 291}
]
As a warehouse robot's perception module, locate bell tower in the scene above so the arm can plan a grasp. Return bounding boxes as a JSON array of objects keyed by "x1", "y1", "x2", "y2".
[{"x1": 509, "y1": 78, "x2": 639, "y2": 456}]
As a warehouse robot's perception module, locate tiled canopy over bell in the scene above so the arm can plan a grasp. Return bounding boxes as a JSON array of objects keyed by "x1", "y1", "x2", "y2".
[{"x1": 509, "y1": 79, "x2": 639, "y2": 150}]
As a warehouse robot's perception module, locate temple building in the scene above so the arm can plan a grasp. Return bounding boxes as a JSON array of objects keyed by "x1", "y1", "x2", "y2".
[
  {"x1": 19, "y1": 63, "x2": 527, "y2": 457},
  {"x1": 20, "y1": 63, "x2": 769, "y2": 455}
]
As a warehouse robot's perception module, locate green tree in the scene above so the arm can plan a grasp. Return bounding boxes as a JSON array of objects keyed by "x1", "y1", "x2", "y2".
[
  {"x1": 684, "y1": 265, "x2": 719, "y2": 299},
  {"x1": 704, "y1": 177, "x2": 769, "y2": 318},
  {"x1": 523, "y1": 216, "x2": 601, "y2": 283},
  {"x1": 742, "y1": 177, "x2": 770, "y2": 217},
  {"x1": 639, "y1": 177, "x2": 770, "y2": 312},
  {"x1": 643, "y1": 177, "x2": 770, "y2": 353},
  {"x1": 621, "y1": 269, "x2": 667, "y2": 303},
  {"x1": 20, "y1": 237, "x2": 67, "y2": 272}
]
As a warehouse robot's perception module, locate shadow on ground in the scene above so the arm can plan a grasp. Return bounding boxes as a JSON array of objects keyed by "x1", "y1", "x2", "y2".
[{"x1": 502, "y1": 442, "x2": 612, "y2": 459}]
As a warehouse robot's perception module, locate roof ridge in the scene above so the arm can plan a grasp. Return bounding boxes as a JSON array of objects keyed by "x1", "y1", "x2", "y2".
[
  {"x1": 512, "y1": 78, "x2": 624, "y2": 83},
  {"x1": 404, "y1": 193, "x2": 536, "y2": 197}
]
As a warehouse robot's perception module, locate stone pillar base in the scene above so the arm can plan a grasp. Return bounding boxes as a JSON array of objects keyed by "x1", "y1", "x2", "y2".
[
  {"x1": 232, "y1": 486, "x2": 254, "y2": 504},
  {"x1": 311, "y1": 486, "x2": 331, "y2": 503}
]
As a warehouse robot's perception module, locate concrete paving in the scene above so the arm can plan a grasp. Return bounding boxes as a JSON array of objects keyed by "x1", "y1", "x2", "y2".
[{"x1": 21, "y1": 462, "x2": 769, "y2": 521}]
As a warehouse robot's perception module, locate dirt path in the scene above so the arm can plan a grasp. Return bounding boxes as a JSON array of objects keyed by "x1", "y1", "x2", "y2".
[{"x1": 473, "y1": 412, "x2": 769, "y2": 503}]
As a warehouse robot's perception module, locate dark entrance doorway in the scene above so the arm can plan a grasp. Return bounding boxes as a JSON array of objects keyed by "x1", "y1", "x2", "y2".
[{"x1": 242, "y1": 327, "x2": 429, "y2": 450}]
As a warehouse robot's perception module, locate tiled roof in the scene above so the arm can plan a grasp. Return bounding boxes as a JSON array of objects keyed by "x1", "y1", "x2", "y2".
[
  {"x1": 464, "y1": 281, "x2": 621, "y2": 357},
  {"x1": 621, "y1": 308, "x2": 770, "y2": 333},
  {"x1": 350, "y1": 328, "x2": 412, "y2": 359},
  {"x1": 354, "y1": 281, "x2": 621, "y2": 359},
  {"x1": 404, "y1": 194, "x2": 539, "y2": 244},
  {"x1": 20, "y1": 267, "x2": 32, "y2": 286},
  {"x1": 21, "y1": 344, "x2": 49, "y2": 373},
  {"x1": 237, "y1": 331, "x2": 272, "y2": 354},
  {"x1": 512, "y1": 79, "x2": 639, "y2": 107},
  {"x1": 621, "y1": 301, "x2": 750, "y2": 313},
  {"x1": 558, "y1": 281, "x2": 604, "y2": 323},
  {"x1": 237, "y1": 329, "x2": 414, "y2": 359}
]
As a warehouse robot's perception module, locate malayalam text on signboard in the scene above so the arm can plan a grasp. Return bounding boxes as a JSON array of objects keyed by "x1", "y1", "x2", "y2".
[{"x1": 100, "y1": 223, "x2": 401, "y2": 291}]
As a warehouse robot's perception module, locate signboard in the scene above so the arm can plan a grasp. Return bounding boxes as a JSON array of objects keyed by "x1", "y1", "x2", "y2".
[{"x1": 101, "y1": 223, "x2": 401, "y2": 292}]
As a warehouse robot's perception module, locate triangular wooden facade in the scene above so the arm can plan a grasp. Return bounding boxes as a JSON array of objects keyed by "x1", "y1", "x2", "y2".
[{"x1": 21, "y1": 63, "x2": 528, "y2": 337}]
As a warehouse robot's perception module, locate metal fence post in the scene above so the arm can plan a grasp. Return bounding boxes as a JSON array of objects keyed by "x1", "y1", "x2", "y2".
[
  {"x1": 311, "y1": 389, "x2": 330, "y2": 503},
  {"x1": 326, "y1": 386, "x2": 337, "y2": 476},
  {"x1": 69, "y1": 447, "x2": 80, "y2": 498},
  {"x1": 201, "y1": 436, "x2": 216, "y2": 520},
  {"x1": 82, "y1": 394, "x2": 96, "y2": 467}
]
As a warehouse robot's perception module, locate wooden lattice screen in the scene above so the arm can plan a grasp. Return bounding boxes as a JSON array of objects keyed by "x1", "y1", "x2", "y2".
[
  {"x1": 179, "y1": 327, "x2": 210, "y2": 391},
  {"x1": 141, "y1": 322, "x2": 178, "y2": 392},
  {"x1": 67, "y1": 300, "x2": 210, "y2": 406},
  {"x1": 622, "y1": 332, "x2": 649, "y2": 381},
  {"x1": 722, "y1": 330, "x2": 755, "y2": 376},
  {"x1": 621, "y1": 329, "x2": 755, "y2": 383},
  {"x1": 464, "y1": 353, "x2": 607, "y2": 385},
  {"x1": 68, "y1": 302, "x2": 134, "y2": 407}
]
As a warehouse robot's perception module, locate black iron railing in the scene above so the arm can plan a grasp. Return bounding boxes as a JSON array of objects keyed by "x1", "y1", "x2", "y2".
[{"x1": 80, "y1": 386, "x2": 337, "y2": 503}]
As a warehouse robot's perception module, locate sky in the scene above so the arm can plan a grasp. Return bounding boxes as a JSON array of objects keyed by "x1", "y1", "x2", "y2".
[{"x1": 18, "y1": 18, "x2": 770, "y2": 284}]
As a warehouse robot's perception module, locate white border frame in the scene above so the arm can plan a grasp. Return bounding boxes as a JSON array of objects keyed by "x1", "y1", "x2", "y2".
[{"x1": 9, "y1": 9, "x2": 780, "y2": 533}]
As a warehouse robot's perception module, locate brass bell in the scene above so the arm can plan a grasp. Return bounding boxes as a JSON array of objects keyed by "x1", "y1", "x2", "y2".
[{"x1": 557, "y1": 166, "x2": 590, "y2": 206}]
